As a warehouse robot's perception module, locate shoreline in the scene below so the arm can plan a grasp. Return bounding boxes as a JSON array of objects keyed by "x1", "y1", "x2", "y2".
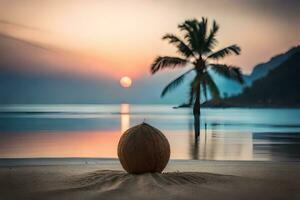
[{"x1": 1, "y1": 157, "x2": 300, "y2": 167}]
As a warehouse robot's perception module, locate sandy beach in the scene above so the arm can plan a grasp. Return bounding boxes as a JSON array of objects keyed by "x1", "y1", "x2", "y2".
[{"x1": 0, "y1": 159, "x2": 299, "y2": 200}]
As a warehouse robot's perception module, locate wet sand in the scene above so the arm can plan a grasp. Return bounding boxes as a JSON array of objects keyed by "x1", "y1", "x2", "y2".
[{"x1": 0, "y1": 159, "x2": 299, "y2": 200}]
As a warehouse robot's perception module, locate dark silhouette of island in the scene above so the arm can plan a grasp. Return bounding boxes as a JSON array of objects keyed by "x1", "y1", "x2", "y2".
[
  {"x1": 204, "y1": 50, "x2": 300, "y2": 107},
  {"x1": 245, "y1": 46, "x2": 300, "y2": 82},
  {"x1": 213, "y1": 45, "x2": 300, "y2": 96}
]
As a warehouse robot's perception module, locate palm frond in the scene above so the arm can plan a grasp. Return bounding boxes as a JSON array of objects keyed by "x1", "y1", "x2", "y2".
[
  {"x1": 161, "y1": 69, "x2": 193, "y2": 97},
  {"x1": 162, "y1": 34, "x2": 194, "y2": 58},
  {"x1": 203, "y1": 73, "x2": 220, "y2": 99},
  {"x1": 207, "y1": 44, "x2": 241, "y2": 60},
  {"x1": 197, "y1": 17, "x2": 208, "y2": 52},
  {"x1": 151, "y1": 56, "x2": 188, "y2": 74},
  {"x1": 203, "y1": 20, "x2": 219, "y2": 54},
  {"x1": 178, "y1": 19, "x2": 200, "y2": 53},
  {"x1": 210, "y1": 64, "x2": 244, "y2": 83}
]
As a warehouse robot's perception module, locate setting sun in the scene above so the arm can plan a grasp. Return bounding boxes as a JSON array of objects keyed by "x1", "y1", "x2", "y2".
[{"x1": 120, "y1": 76, "x2": 132, "y2": 88}]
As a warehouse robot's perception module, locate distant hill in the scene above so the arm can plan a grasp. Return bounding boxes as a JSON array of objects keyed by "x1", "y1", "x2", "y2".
[
  {"x1": 219, "y1": 51, "x2": 300, "y2": 107},
  {"x1": 214, "y1": 46, "x2": 300, "y2": 96},
  {"x1": 245, "y1": 45, "x2": 300, "y2": 82}
]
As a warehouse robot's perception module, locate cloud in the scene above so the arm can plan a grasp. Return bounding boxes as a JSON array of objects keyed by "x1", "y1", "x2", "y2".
[
  {"x1": 0, "y1": 19, "x2": 61, "y2": 54},
  {"x1": 0, "y1": 32, "x2": 57, "y2": 53},
  {"x1": 0, "y1": 19, "x2": 47, "y2": 32}
]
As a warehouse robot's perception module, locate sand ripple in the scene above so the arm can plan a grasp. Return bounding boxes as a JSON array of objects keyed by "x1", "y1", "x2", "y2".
[{"x1": 1, "y1": 166, "x2": 299, "y2": 200}]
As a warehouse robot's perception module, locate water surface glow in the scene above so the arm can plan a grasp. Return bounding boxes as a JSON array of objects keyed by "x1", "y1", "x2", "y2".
[{"x1": 0, "y1": 104, "x2": 300, "y2": 161}]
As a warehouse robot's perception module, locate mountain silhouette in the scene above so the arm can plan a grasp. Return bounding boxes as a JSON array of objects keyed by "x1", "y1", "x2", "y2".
[
  {"x1": 217, "y1": 50, "x2": 300, "y2": 107},
  {"x1": 246, "y1": 45, "x2": 300, "y2": 82},
  {"x1": 214, "y1": 46, "x2": 300, "y2": 96}
]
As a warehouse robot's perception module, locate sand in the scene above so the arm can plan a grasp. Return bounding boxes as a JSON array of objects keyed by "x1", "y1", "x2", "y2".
[{"x1": 0, "y1": 159, "x2": 299, "y2": 200}]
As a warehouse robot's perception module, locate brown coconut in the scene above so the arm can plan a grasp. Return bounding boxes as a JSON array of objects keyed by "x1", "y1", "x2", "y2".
[{"x1": 117, "y1": 123, "x2": 170, "y2": 174}]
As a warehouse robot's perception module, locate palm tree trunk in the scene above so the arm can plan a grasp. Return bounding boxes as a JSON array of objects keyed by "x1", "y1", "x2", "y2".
[{"x1": 193, "y1": 83, "x2": 201, "y2": 139}]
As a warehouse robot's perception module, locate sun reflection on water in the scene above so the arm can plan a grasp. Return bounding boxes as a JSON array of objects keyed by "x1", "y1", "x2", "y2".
[{"x1": 120, "y1": 104, "x2": 130, "y2": 133}]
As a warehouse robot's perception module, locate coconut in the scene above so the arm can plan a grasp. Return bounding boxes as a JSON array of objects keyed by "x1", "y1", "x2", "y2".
[{"x1": 117, "y1": 123, "x2": 170, "y2": 174}]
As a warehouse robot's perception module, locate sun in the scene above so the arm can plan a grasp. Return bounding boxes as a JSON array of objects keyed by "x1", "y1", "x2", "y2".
[{"x1": 120, "y1": 76, "x2": 132, "y2": 88}]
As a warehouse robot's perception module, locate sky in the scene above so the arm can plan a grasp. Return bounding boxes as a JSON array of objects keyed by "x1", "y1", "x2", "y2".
[
  {"x1": 0, "y1": 0, "x2": 300, "y2": 103},
  {"x1": 0, "y1": 0, "x2": 299, "y2": 103}
]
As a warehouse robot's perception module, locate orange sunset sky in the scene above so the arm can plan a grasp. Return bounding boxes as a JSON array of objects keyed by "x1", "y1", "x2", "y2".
[{"x1": 0, "y1": 0, "x2": 299, "y2": 81}]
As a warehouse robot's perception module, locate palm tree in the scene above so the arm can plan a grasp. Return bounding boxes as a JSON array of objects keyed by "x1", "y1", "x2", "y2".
[{"x1": 150, "y1": 18, "x2": 244, "y2": 139}]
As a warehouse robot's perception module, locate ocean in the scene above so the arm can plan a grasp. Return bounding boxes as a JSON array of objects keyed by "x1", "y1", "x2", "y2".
[{"x1": 0, "y1": 104, "x2": 300, "y2": 161}]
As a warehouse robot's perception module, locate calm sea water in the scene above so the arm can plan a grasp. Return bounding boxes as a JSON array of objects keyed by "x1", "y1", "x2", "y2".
[{"x1": 0, "y1": 104, "x2": 300, "y2": 161}]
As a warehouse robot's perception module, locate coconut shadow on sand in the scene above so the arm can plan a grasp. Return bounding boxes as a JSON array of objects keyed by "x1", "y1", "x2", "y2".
[
  {"x1": 46, "y1": 170, "x2": 233, "y2": 199},
  {"x1": 41, "y1": 170, "x2": 290, "y2": 200}
]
